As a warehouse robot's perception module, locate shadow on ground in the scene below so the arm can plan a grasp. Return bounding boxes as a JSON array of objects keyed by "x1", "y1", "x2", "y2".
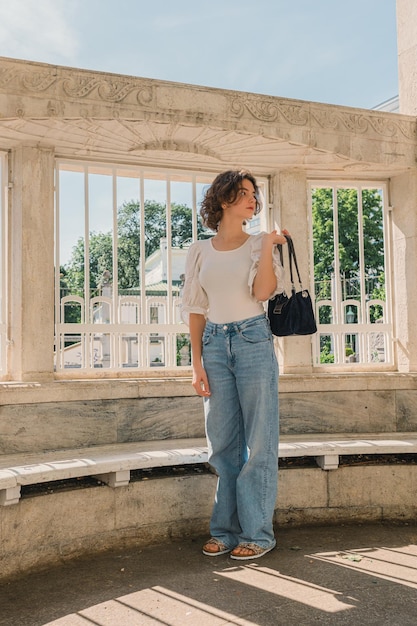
[{"x1": 1, "y1": 522, "x2": 417, "y2": 625}]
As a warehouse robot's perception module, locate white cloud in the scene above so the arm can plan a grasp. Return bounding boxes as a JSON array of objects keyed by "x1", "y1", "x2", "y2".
[{"x1": 0, "y1": 0, "x2": 80, "y2": 64}]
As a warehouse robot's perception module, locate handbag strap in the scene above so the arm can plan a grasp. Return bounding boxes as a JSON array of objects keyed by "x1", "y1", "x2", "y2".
[{"x1": 279, "y1": 235, "x2": 303, "y2": 291}]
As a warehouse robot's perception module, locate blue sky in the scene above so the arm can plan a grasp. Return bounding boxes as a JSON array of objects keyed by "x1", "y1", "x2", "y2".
[{"x1": 0, "y1": 0, "x2": 398, "y2": 109}]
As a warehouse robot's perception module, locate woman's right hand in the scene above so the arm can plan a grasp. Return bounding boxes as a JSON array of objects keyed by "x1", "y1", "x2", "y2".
[{"x1": 192, "y1": 364, "x2": 211, "y2": 397}]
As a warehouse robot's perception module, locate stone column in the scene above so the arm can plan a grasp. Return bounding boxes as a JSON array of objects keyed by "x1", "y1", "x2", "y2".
[
  {"x1": 8, "y1": 146, "x2": 55, "y2": 381},
  {"x1": 390, "y1": 170, "x2": 417, "y2": 372},
  {"x1": 272, "y1": 170, "x2": 315, "y2": 374},
  {"x1": 397, "y1": 0, "x2": 417, "y2": 115}
]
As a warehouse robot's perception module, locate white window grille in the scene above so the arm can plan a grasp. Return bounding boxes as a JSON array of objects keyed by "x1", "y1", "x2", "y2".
[
  {"x1": 55, "y1": 161, "x2": 269, "y2": 373},
  {"x1": 310, "y1": 182, "x2": 393, "y2": 368}
]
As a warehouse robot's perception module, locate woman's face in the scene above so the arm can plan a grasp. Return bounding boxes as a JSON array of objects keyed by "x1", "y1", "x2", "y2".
[{"x1": 226, "y1": 179, "x2": 257, "y2": 221}]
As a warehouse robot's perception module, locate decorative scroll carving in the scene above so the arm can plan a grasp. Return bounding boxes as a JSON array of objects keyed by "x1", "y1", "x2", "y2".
[
  {"x1": 231, "y1": 94, "x2": 417, "y2": 142},
  {"x1": 367, "y1": 116, "x2": 399, "y2": 138},
  {"x1": 0, "y1": 62, "x2": 155, "y2": 107},
  {"x1": 62, "y1": 77, "x2": 102, "y2": 98},
  {"x1": 135, "y1": 87, "x2": 154, "y2": 106},
  {"x1": 312, "y1": 108, "x2": 417, "y2": 141},
  {"x1": 230, "y1": 98, "x2": 245, "y2": 117},
  {"x1": 396, "y1": 120, "x2": 417, "y2": 141},
  {"x1": 97, "y1": 81, "x2": 137, "y2": 103},
  {"x1": 241, "y1": 99, "x2": 280, "y2": 122},
  {"x1": 22, "y1": 71, "x2": 57, "y2": 92},
  {"x1": 231, "y1": 97, "x2": 308, "y2": 125},
  {"x1": 309, "y1": 109, "x2": 338, "y2": 130},
  {"x1": 62, "y1": 77, "x2": 154, "y2": 105},
  {"x1": 0, "y1": 60, "x2": 415, "y2": 145},
  {"x1": 278, "y1": 103, "x2": 310, "y2": 126},
  {"x1": 334, "y1": 113, "x2": 369, "y2": 133}
]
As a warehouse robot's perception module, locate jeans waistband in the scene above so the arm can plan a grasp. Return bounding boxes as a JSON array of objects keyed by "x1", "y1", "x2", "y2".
[{"x1": 205, "y1": 313, "x2": 267, "y2": 334}]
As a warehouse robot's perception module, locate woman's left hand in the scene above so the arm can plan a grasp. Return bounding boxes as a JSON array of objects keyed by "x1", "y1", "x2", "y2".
[{"x1": 263, "y1": 228, "x2": 291, "y2": 246}]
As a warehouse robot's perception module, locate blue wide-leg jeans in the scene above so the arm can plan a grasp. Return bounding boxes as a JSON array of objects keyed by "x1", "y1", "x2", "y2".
[{"x1": 202, "y1": 313, "x2": 279, "y2": 550}]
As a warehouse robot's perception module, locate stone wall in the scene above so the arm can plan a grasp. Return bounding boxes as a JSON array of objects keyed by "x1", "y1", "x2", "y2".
[
  {"x1": 1, "y1": 373, "x2": 417, "y2": 454},
  {"x1": 0, "y1": 396, "x2": 205, "y2": 454},
  {"x1": 1, "y1": 464, "x2": 417, "y2": 580}
]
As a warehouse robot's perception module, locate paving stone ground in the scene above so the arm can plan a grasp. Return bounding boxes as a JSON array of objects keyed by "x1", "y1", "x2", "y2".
[{"x1": 1, "y1": 521, "x2": 417, "y2": 626}]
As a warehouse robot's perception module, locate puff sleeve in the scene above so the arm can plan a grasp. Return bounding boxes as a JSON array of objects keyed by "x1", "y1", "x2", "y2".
[
  {"x1": 180, "y1": 242, "x2": 209, "y2": 325},
  {"x1": 247, "y1": 233, "x2": 285, "y2": 300}
]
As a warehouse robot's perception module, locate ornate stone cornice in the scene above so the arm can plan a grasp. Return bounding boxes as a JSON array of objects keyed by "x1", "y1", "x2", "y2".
[
  {"x1": 230, "y1": 95, "x2": 417, "y2": 142},
  {"x1": 231, "y1": 97, "x2": 309, "y2": 125},
  {"x1": 0, "y1": 57, "x2": 416, "y2": 170},
  {"x1": 0, "y1": 60, "x2": 155, "y2": 107},
  {"x1": 1, "y1": 58, "x2": 415, "y2": 145}
]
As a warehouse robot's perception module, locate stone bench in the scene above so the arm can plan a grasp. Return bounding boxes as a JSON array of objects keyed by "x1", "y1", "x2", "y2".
[
  {"x1": 1, "y1": 435, "x2": 417, "y2": 506},
  {"x1": 0, "y1": 438, "x2": 208, "y2": 506},
  {"x1": 279, "y1": 437, "x2": 417, "y2": 469}
]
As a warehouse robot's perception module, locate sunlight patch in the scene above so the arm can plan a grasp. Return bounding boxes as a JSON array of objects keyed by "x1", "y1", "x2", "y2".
[
  {"x1": 42, "y1": 585, "x2": 258, "y2": 625},
  {"x1": 216, "y1": 564, "x2": 355, "y2": 614},
  {"x1": 311, "y1": 544, "x2": 417, "y2": 589}
]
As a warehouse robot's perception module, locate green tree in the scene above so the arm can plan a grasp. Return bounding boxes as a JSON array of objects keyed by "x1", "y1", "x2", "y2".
[
  {"x1": 63, "y1": 231, "x2": 113, "y2": 297},
  {"x1": 62, "y1": 199, "x2": 208, "y2": 297},
  {"x1": 312, "y1": 187, "x2": 385, "y2": 309},
  {"x1": 312, "y1": 187, "x2": 336, "y2": 293},
  {"x1": 312, "y1": 187, "x2": 384, "y2": 281}
]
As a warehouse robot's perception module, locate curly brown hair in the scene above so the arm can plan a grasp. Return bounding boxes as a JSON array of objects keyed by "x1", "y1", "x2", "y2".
[{"x1": 200, "y1": 170, "x2": 262, "y2": 231}]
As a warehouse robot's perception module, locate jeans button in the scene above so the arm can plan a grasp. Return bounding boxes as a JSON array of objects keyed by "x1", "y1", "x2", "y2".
[{"x1": 223, "y1": 325, "x2": 228, "y2": 330}]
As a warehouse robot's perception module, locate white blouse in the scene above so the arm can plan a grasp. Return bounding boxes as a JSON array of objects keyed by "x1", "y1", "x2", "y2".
[{"x1": 181, "y1": 233, "x2": 284, "y2": 325}]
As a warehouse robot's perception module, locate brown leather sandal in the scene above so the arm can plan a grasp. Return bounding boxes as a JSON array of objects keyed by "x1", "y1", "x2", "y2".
[
  {"x1": 202, "y1": 537, "x2": 232, "y2": 556},
  {"x1": 230, "y1": 542, "x2": 276, "y2": 560}
]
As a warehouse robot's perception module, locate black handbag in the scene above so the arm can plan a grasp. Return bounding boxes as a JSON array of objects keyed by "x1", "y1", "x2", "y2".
[{"x1": 268, "y1": 236, "x2": 317, "y2": 336}]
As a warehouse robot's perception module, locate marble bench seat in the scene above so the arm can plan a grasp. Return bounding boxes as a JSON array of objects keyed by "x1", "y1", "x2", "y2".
[
  {"x1": 1, "y1": 435, "x2": 417, "y2": 506},
  {"x1": 0, "y1": 438, "x2": 209, "y2": 506},
  {"x1": 278, "y1": 437, "x2": 417, "y2": 470}
]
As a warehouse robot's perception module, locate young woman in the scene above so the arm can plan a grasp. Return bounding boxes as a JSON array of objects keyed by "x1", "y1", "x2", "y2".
[{"x1": 181, "y1": 170, "x2": 288, "y2": 560}]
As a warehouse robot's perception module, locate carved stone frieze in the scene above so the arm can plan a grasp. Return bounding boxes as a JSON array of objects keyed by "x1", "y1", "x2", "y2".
[
  {"x1": 0, "y1": 57, "x2": 416, "y2": 172},
  {"x1": 0, "y1": 61, "x2": 155, "y2": 107},
  {"x1": 231, "y1": 95, "x2": 417, "y2": 142},
  {"x1": 62, "y1": 77, "x2": 154, "y2": 105},
  {"x1": 312, "y1": 108, "x2": 417, "y2": 141},
  {"x1": 231, "y1": 97, "x2": 308, "y2": 126},
  {"x1": 21, "y1": 71, "x2": 57, "y2": 92}
]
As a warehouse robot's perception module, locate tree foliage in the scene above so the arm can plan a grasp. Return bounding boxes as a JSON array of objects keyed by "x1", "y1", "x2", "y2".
[
  {"x1": 312, "y1": 187, "x2": 386, "y2": 336},
  {"x1": 312, "y1": 188, "x2": 385, "y2": 301},
  {"x1": 313, "y1": 188, "x2": 384, "y2": 277},
  {"x1": 61, "y1": 200, "x2": 208, "y2": 296}
]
